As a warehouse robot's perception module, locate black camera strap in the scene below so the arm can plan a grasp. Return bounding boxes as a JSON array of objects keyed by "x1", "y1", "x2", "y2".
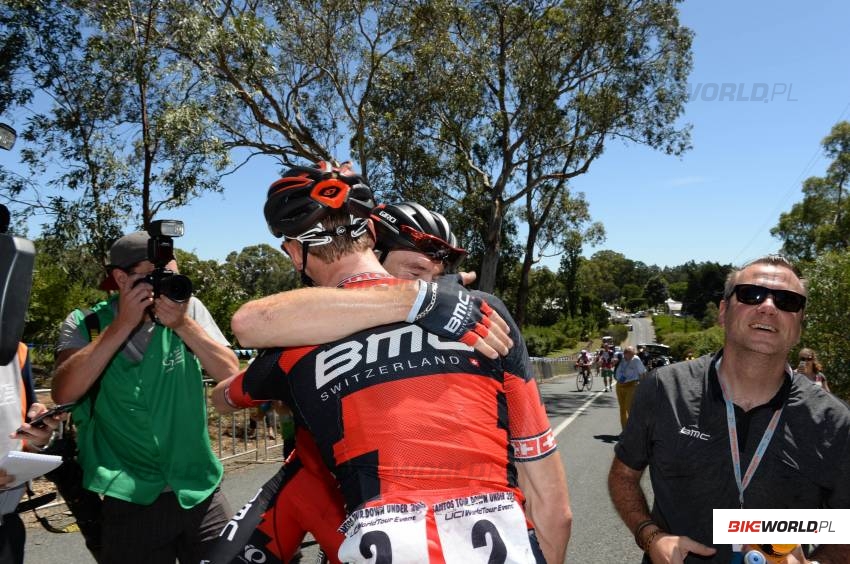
[{"x1": 83, "y1": 311, "x2": 104, "y2": 416}]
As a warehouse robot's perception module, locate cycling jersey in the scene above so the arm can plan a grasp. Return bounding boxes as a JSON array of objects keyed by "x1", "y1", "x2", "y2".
[
  {"x1": 225, "y1": 277, "x2": 555, "y2": 563},
  {"x1": 205, "y1": 429, "x2": 345, "y2": 564},
  {"x1": 265, "y1": 430, "x2": 345, "y2": 563}
]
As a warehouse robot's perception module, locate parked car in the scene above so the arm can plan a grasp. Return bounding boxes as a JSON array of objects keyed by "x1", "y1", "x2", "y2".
[{"x1": 638, "y1": 343, "x2": 671, "y2": 370}]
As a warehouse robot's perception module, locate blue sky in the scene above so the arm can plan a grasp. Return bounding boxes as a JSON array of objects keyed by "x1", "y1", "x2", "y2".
[{"x1": 6, "y1": 0, "x2": 850, "y2": 270}]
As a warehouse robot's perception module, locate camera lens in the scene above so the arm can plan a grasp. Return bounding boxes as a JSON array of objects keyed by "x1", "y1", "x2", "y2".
[{"x1": 161, "y1": 274, "x2": 193, "y2": 302}]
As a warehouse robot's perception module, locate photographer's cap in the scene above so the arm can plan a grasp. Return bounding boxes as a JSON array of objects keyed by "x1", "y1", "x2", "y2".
[
  {"x1": 99, "y1": 231, "x2": 150, "y2": 291},
  {"x1": 107, "y1": 231, "x2": 151, "y2": 270}
]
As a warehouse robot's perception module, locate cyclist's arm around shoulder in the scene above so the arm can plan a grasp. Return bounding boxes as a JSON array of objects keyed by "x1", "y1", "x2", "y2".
[{"x1": 232, "y1": 284, "x2": 420, "y2": 349}]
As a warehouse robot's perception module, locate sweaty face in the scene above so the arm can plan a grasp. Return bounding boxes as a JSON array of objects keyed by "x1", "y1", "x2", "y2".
[
  {"x1": 718, "y1": 263, "x2": 805, "y2": 357},
  {"x1": 382, "y1": 249, "x2": 444, "y2": 282}
]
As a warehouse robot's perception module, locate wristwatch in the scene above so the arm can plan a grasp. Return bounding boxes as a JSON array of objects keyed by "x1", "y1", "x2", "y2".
[{"x1": 29, "y1": 431, "x2": 57, "y2": 453}]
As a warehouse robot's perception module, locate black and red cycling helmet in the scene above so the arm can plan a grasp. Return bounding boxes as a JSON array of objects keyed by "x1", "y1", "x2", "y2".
[
  {"x1": 264, "y1": 161, "x2": 375, "y2": 239},
  {"x1": 371, "y1": 201, "x2": 467, "y2": 272}
]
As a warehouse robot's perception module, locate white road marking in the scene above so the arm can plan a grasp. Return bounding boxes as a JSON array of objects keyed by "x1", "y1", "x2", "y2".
[{"x1": 552, "y1": 389, "x2": 605, "y2": 437}]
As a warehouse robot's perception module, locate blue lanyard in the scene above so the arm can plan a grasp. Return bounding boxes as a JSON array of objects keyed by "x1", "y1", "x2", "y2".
[{"x1": 717, "y1": 372, "x2": 784, "y2": 508}]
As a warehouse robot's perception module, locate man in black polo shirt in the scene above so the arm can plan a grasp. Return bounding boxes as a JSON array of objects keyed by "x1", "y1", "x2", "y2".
[{"x1": 608, "y1": 255, "x2": 850, "y2": 563}]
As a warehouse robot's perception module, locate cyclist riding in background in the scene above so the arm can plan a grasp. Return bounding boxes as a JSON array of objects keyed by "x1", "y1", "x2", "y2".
[
  {"x1": 211, "y1": 164, "x2": 571, "y2": 564},
  {"x1": 576, "y1": 349, "x2": 592, "y2": 385}
]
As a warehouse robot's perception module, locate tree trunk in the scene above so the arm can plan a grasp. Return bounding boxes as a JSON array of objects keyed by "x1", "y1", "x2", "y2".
[
  {"x1": 478, "y1": 199, "x2": 504, "y2": 294},
  {"x1": 514, "y1": 224, "x2": 538, "y2": 328}
]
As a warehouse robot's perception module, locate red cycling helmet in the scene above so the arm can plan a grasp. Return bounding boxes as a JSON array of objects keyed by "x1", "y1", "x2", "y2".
[
  {"x1": 371, "y1": 201, "x2": 467, "y2": 273},
  {"x1": 264, "y1": 161, "x2": 375, "y2": 239}
]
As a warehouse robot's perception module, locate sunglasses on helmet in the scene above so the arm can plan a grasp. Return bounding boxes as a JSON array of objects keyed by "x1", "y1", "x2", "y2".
[{"x1": 729, "y1": 284, "x2": 807, "y2": 313}]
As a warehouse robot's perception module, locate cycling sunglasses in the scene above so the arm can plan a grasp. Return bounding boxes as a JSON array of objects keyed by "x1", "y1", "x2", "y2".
[
  {"x1": 730, "y1": 284, "x2": 807, "y2": 313},
  {"x1": 400, "y1": 225, "x2": 467, "y2": 268}
]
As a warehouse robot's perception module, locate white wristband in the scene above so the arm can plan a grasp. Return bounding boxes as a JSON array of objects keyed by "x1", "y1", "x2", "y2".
[{"x1": 406, "y1": 280, "x2": 429, "y2": 323}]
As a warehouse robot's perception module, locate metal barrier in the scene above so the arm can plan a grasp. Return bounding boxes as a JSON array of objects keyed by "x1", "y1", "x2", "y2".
[
  {"x1": 35, "y1": 385, "x2": 285, "y2": 465},
  {"x1": 529, "y1": 357, "x2": 575, "y2": 382},
  {"x1": 202, "y1": 379, "x2": 285, "y2": 464}
]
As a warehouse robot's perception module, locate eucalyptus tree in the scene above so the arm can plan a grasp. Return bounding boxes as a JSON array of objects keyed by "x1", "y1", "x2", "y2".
[
  {"x1": 802, "y1": 250, "x2": 850, "y2": 399},
  {"x1": 162, "y1": 0, "x2": 418, "y2": 193},
  {"x1": 3, "y1": 0, "x2": 230, "y2": 267},
  {"x1": 371, "y1": 0, "x2": 693, "y2": 292},
  {"x1": 772, "y1": 121, "x2": 850, "y2": 262},
  {"x1": 514, "y1": 185, "x2": 604, "y2": 326}
]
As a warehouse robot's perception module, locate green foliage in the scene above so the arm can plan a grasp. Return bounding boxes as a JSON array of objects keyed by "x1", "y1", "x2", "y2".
[
  {"x1": 626, "y1": 297, "x2": 648, "y2": 311},
  {"x1": 523, "y1": 315, "x2": 601, "y2": 357},
  {"x1": 175, "y1": 245, "x2": 298, "y2": 344},
  {"x1": 668, "y1": 280, "x2": 687, "y2": 301},
  {"x1": 702, "y1": 302, "x2": 719, "y2": 329},
  {"x1": 602, "y1": 323, "x2": 629, "y2": 346},
  {"x1": 4, "y1": 0, "x2": 230, "y2": 257},
  {"x1": 24, "y1": 240, "x2": 104, "y2": 350},
  {"x1": 644, "y1": 275, "x2": 669, "y2": 307},
  {"x1": 682, "y1": 261, "x2": 729, "y2": 319},
  {"x1": 800, "y1": 250, "x2": 850, "y2": 399},
  {"x1": 653, "y1": 313, "x2": 702, "y2": 341},
  {"x1": 368, "y1": 0, "x2": 693, "y2": 292},
  {"x1": 773, "y1": 122, "x2": 850, "y2": 262},
  {"x1": 661, "y1": 326, "x2": 725, "y2": 360},
  {"x1": 576, "y1": 250, "x2": 663, "y2": 308}
]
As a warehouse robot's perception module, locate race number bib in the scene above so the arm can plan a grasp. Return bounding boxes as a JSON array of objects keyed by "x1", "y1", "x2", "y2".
[
  {"x1": 338, "y1": 502, "x2": 429, "y2": 563},
  {"x1": 434, "y1": 492, "x2": 536, "y2": 563}
]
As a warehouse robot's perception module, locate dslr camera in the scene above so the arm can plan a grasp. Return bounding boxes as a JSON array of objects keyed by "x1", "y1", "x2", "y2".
[{"x1": 135, "y1": 220, "x2": 193, "y2": 302}]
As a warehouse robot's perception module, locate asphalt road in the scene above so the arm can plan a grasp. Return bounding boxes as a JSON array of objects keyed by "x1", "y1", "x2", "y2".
[{"x1": 24, "y1": 327, "x2": 658, "y2": 562}]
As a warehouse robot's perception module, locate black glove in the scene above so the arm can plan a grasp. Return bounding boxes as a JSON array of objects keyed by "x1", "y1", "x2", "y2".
[{"x1": 407, "y1": 276, "x2": 494, "y2": 345}]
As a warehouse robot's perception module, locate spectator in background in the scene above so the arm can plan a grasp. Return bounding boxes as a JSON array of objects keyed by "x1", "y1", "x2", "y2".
[
  {"x1": 248, "y1": 402, "x2": 277, "y2": 440},
  {"x1": 796, "y1": 347, "x2": 831, "y2": 392},
  {"x1": 613, "y1": 345, "x2": 646, "y2": 430},
  {"x1": 599, "y1": 345, "x2": 616, "y2": 392},
  {"x1": 51, "y1": 231, "x2": 238, "y2": 564}
]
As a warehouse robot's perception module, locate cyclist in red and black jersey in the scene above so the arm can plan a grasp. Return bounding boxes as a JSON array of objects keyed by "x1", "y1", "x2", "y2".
[{"x1": 213, "y1": 163, "x2": 570, "y2": 563}]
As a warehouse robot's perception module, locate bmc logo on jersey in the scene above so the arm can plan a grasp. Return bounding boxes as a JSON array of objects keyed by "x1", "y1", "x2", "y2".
[{"x1": 315, "y1": 325, "x2": 472, "y2": 389}]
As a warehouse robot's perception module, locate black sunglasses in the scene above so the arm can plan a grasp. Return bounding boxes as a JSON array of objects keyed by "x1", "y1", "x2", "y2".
[{"x1": 730, "y1": 284, "x2": 807, "y2": 313}]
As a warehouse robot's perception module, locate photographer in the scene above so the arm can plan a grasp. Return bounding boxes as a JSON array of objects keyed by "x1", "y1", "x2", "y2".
[{"x1": 51, "y1": 229, "x2": 237, "y2": 564}]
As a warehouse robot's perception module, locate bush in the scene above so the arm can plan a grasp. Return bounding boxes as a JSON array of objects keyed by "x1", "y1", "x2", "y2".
[
  {"x1": 662, "y1": 327, "x2": 724, "y2": 360},
  {"x1": 802, "y1": 251, "x2": 850, "y2": 401},
  {"x1": 523, "y1": 322, "x2": 582, "y2": 357},
  {"x1": 602, "y1": 324, "x2": 628, "y2": 346}
]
